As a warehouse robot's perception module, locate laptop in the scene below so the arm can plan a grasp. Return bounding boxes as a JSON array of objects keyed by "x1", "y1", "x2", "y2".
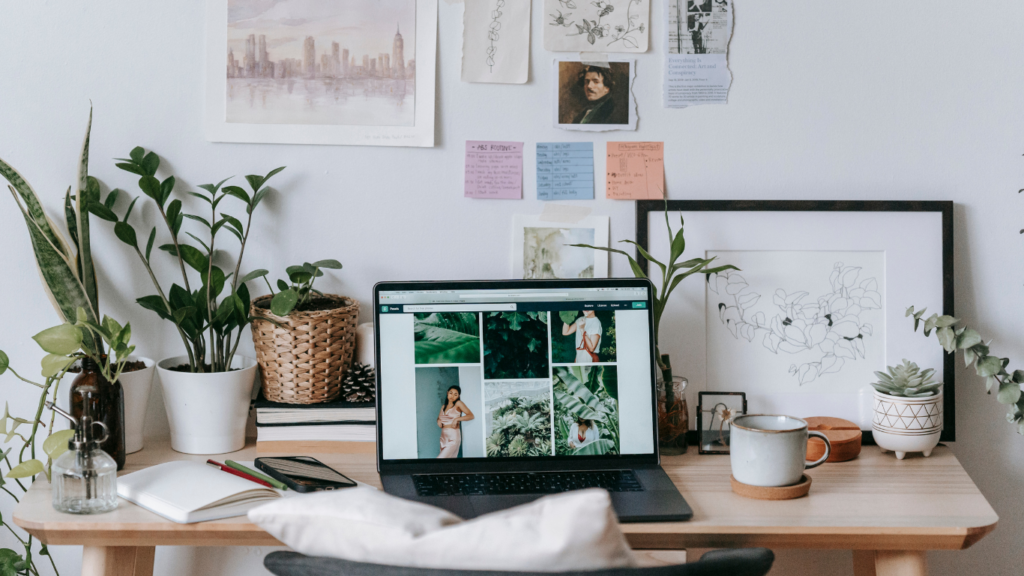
[{"x1": 373, "y1": 279, "x2": 692, "y2": 522}]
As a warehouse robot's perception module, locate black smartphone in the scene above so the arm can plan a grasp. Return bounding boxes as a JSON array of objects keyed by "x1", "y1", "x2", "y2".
[{"x1": 254, "y1": 456, "x2": 358, "y2": 493}]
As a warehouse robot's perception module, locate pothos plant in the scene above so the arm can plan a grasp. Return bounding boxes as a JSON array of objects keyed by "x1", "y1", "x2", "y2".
[
  {"x1": 0, "y1": 311, "x2": 135, "y2": 576},
  {"x1": 906, "y1": 306, "x2": 1024, "y2": 434},
  {"x1": 247, "y1": 259, "x2": 343, "y2": 317},
  {"x1": 105, "y1": 147, "x2": 284, "y2": 373},
  {"x1": 572, "y1": 203, "x2": 738, "y2": 406}
]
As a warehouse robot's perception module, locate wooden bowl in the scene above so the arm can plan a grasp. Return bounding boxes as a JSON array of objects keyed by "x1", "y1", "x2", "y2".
[{"x1": 806, "y1": 416, "x2": 862, "y2": 462}]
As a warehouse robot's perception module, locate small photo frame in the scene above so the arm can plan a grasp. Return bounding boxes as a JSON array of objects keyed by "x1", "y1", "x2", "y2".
[
  {"x1": 552, "y1": 59, "x2": 637, "y2": 132},
  {"x1": 697, "y1": 391, "x2": 746, "y2": 455}
]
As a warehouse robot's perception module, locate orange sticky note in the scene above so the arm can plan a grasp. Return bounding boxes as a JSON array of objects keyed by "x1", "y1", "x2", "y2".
[{"x1": 605, "y1": 142, "x2": 665, "y2": 200}]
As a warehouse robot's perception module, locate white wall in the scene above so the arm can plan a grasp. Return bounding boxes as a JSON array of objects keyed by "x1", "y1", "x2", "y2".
[{"x1": 1, "y1": 0, "x2": 1022, "y2": 574}]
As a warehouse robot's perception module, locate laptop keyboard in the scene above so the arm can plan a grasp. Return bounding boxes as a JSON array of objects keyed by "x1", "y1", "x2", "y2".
[{"x1": 412, "y1": 470, "x2": 644, "y2": 496}]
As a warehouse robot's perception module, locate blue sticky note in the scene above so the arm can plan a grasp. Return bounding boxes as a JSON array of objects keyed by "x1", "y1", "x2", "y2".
[{"x1": 536, "y1": 142, "x2": 595, "y2": 201}]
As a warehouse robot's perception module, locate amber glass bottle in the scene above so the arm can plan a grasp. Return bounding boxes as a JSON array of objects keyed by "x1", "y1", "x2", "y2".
[{"x1": 69, "y1": 357, "x2": 126, "y2": 470}]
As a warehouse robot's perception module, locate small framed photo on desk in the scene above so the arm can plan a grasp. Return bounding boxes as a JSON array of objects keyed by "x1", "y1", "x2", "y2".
[{"x1": 697, "y1": 392, "x2": 746, "y2": 454}]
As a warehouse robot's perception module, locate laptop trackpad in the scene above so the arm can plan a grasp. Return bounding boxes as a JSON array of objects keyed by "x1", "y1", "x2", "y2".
[{"x1": 469, "y1": 494, "x2": 543, "y2": 517}]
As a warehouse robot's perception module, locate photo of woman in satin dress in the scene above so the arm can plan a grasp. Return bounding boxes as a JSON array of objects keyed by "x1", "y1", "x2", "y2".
[{"x1": 437, "y1": 385, "x2": 475, "y2": 458}]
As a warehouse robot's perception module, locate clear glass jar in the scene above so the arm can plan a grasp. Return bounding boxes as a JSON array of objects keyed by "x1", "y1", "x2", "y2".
[
  {"x1": 658, "y1": 375, "x2": 689, "y2": 456},
  {"x1": 52, "y1": 445, "x2": 118, "y2": 514}
]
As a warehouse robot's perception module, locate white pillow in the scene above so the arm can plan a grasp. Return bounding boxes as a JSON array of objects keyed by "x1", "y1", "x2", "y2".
[{"x1": 249, "y1": 488, "x2": 636, "y2": 572}]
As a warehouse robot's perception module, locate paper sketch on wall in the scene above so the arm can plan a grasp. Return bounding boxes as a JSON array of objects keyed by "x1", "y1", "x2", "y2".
[
  {"x1": 705, "y1": 251, "x2": 885, "y2": 393},
  {"x1": 512, "y1": 214, "x2": 610, "y2": 279},
  {"x1": 462, "y1": 0, "x2": 530, "y2": 83},
  {"x1": 544, "y1": 0, "x2": 649, "y2": 53},
  {"x1": 205, "y1": 0, "x2": 438, "y2": 147}
]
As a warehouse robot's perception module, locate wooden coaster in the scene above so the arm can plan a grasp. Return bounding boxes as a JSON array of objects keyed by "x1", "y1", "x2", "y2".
[
  {"x1": 806, "y1": 416, "x2": 862, "y2": 462},
  {"x1": 730, "y1": 474, "x2": 812, "y2": 500}
]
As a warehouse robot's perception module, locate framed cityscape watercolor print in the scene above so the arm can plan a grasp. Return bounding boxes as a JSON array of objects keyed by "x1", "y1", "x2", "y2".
[
  {"x1": 636, "y1": 201, "x2": 954, "y2": 443},
  {"x1": 204, "y1": 0, "x2": 437, "y2": 147}
]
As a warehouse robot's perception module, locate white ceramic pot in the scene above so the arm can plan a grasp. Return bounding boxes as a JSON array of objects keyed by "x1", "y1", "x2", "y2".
[
  {"x1": 871, "y1": 389, "x2": 943, "y2": 460},
  {"x1": 57, "y1": 356, "x2": 155, "y2": 454},
  {"x1": 157, "y1": 356, "x2": 258, "y2": 455}
]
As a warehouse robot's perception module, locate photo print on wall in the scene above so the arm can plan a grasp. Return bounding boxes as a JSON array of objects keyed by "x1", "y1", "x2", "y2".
[
  {"x1": 553, "y1": 59, "x2": 638, "y2": 132},
  {"x1": 205, "y1": 0, "x2": 438, "y2": 146},
  {"x1": 512, "y1": 214, "x2": 610, "y2": 279}
]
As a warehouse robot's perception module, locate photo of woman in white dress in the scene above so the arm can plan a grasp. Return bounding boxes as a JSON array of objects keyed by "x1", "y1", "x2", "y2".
[
  {"x1": 562, "y1": 310, "x2": 603, "y2": 363},
  {"x1": 567, "y1": 417, "x2": 601, "y2": 450}
]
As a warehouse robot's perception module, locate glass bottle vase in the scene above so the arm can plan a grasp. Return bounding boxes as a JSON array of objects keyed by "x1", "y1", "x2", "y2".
[
  {"x1": 657, "y1": 359, "x2": 689, "y2": 455},
  {"x1": 69, "y1": 358, "x2": 126, "y2": 470}
]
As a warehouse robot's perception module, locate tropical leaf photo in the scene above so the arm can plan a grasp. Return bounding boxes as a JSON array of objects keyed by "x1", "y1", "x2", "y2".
[
  {"x1": 553, "y1": 366, "x2": 620, "y2": 456},
  {"x1": 485, "y1": 395, "x2": 553, "y2": 458},
  {"x1": 414, "y1": 312, "x2": 481, "y2": 364},
  {"x1": 483, "y1": 311, "x2": 550, "y2": 379}
]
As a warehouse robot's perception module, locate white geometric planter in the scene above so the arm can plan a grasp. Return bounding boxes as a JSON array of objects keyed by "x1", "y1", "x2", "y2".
[
  {"x1": 157, "y1": 356, "x2": 258, "y2": 455},
  {"x1": 872, "y1": 389, "x2": 943, "y2": 460}
]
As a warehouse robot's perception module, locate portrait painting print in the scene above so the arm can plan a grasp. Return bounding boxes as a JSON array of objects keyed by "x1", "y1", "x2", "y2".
[
  {"x1": 553, "y1": 60, "x2": 637, "y2": 132},
  {"x1": 205, "y1": 0, "x2": 438, "y2": 147}
]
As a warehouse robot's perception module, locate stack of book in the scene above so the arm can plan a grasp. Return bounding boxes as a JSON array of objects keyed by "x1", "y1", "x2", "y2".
[{"x1": 255, "y1": 392, "x2": 376, "y2": 454}]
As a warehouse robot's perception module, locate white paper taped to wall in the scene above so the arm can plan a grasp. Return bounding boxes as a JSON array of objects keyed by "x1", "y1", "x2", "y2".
[
  {"x1": 463, "y1": 0, "x2": 531, "y2": 83},
  {"x1": 579, "y1": 52, "x2": 610, "y2": 68},
  {"x1": 538, "y1": 203, "x2": 594, "y2": 223},
  {"x1": 664, "y1": 0, "x2": 733, "y2": 108}
]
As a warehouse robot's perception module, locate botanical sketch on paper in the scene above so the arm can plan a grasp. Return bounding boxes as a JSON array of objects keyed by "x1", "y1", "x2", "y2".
[
  {"x1": 544, "y1": 0, "x2": 649, "y2": 53},
  {"x1": 486, "y1": 0, "x2": 506, "y2": 72},
  {"x1": 705, "y1": 251, "x2": 885, "y2": 393},
  {"x1": 523, "y1": 227, "x2": 595, "y2": 279},
  {"x1": 462, "y1": 0, "x2": 530, "y2": 84},
  {"x1": 226, "y1": 0, "x2": 416, "y2": 126}
]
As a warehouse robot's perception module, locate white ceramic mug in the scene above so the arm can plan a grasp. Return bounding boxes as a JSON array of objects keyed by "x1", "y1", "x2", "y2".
[{"x1": 730, "y1": 414, "x2": 832, "y2": 487}]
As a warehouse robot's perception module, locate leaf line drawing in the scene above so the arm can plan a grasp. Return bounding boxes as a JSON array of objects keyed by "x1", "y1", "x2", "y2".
[
  {"x1": 549, "y1": 9, "x2": 574, "y2": 27},
  {"x1": 607, "y1": 0, "x2": 645, "y2": 49},
  {"x1": 486, "y1": 0, "x2": 506, "y2": 73},
  {"x1": 708, "y1": 263, "x2": 882, "y2": 385}
]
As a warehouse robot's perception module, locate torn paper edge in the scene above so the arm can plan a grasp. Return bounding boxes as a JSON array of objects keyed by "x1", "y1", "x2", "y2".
[{"x1": 553, "y1": 57, "x2": 638, "y2": 132}]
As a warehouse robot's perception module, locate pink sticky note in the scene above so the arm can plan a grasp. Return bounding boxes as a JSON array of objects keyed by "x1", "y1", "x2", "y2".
[
  {"x1": 606, "y1": 142, "x2": 665, "y2": 200},
  {"x1": 465, "y1": 141, "x2": 523, "y2": 199}
]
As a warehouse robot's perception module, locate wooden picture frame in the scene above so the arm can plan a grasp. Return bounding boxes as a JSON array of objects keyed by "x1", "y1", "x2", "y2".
[{"x1": 636, "y1": 201, "x2": 955, "y2": 444}]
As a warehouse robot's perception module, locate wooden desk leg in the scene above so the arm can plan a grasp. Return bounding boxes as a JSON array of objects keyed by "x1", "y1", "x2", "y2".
[
  {"x1": 81, "y1": 546, "x2": 156, "y2": 576},
  {"x1": 852, "y1": 550, "x2": 927, "y2": 576}
]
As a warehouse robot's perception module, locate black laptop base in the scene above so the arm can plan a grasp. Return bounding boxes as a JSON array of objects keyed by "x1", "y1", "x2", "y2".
[{"x1": 383, "y1": 466, "x2": 693, "y2": 522}]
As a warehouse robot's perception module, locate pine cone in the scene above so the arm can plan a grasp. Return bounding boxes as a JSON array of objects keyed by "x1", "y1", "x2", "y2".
[{"x1": 342, "y1": 362, "x2": 377, "y2": 403}]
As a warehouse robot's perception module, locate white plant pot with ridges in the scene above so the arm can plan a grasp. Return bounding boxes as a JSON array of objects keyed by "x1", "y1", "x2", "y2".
[
  {"x1": 157, "y1": 356, "x2": 257, "y2": 455},
  {"x1": 872, "y1": 389, "x2": 943, "y2": 460},
  {"x1": 58, "y1": 356, "x2": 155, "y2": 454}
]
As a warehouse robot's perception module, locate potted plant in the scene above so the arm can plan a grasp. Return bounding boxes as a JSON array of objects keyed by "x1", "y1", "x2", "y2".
[
  {"x1": 0, "y1": 110, "x2": 156, "y2": 455},
  {"x1": 572, "y1": 204, "x2": 737, "y2": 453},
  {"x1": 247, "y1": 260, "x2": 360, "y2": 404},
  {"x1": 869, "y1": 359, "x2": 943, "y2": 459},
  {"x1": 106, "y1": 147, "x2": 284, "y2": 454}
]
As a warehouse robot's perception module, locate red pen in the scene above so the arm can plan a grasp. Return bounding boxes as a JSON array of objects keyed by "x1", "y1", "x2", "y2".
[{"x1": 207, "y1": 459, "x2": 272, "y2": 488}]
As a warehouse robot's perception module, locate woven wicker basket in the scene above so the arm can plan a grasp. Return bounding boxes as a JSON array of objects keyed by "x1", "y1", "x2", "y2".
[{"x1": 251, "y1": 294, "x2": 359, "y2": 404}]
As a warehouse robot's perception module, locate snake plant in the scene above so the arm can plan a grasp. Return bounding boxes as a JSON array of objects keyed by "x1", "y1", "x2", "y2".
[{"x1": 0, "y1": 109, "x2": 105, "y2": 354}]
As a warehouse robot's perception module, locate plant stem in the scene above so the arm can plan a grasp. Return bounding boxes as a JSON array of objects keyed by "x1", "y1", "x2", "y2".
[
  {"x1": 231, "y1": 200, "x2": 255, "y2": 294},
  {"x1": 6, "y1": 368, "x2": 45, "y2": 389},
  {"x1": 159, "y1": 206, "x2": 192, "y2": 294},
  {"x1": 134, "y1": 246, "x2": 196, "y2": 370}
]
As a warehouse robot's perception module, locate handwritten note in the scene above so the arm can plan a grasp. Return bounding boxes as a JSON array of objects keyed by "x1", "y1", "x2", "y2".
[
  {"x1": 606, "y1": 142, "x2": 665, "y2": 200},
  {"x1": 536, "y1": 142, "x2": 594, "y2": 201},
  {"x1": 465, "y1": 141, "x2": 524, "y2": 199}
]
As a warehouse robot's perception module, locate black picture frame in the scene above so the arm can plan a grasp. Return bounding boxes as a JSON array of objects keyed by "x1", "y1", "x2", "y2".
[
  {"x1": 636, "y1": 200, "x2": 955, "y2": 445},
  {"x1": 696, "y1": 391, "x2": 747, "y2": 454}
]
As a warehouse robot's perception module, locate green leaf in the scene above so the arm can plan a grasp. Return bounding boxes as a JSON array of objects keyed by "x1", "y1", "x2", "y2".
[
  {"x1": 138, "y1": 175, "x2": 162, "y2": 203},
  {"x1": 271, "y1": 289, "x2": 299, "y2": 316},
  {"x1": 141, "y1": 151, "x2": 160, "y2": 176},
  {"x1": 177, "y1": 244, "x2": 209, "y2": 273},
  {"x1": 276, "y1": 279, "x2": 289, "y2": 292},
  {"x1": 160, "y1": 175, "x2": 175, "y2": 205},
  {"x1": 239, "y1": 269, "x2": 269, "y2": 285},
  {"x1": 43, "y1": 429, "x2": 76, "y2": 459},
  {"x1": 6, "y1": 459, "x2": 44, "y2": 479},
  {"x1": 115, "y1": 162, "x2": 146, "y2": 176},
  {"x1": 956, "y1": 329, "x2": 982, "y2": 350},
  {"x1": 222, "y1": 185, "x2": 250, "y2": 204},
  {"x1": 936, "y1": 326, "x2": 956, "y2": 353},
  {"x1": 104, "y1": 187, "x2": 120, "y2": 209},
  {"x1": 32, "y1": 324, "x2": 82, "y2": 355},
  {"x1": 172, "y1": 306, "x2": 196, "y2": 325},
  {"x1": 129, "y1": 146, "x2": 145, "y2": 162},
  {"x1": 0, "y1": 351, "x2": 7, "y2": 375},
  {"x1": 137, "y1": 295, "x2": 171, "y2": 320},
  {"x1": 413, "y1": 313, "x2": 481, "y2": 364},
  {"x1": 114, "y1": 221, "x2": 138, "y2": 248},
  {"x1": 183, "y1": 213, "x2": 211, "y2": 229},
  {"x1": 998, "y1": 381, "x2": 1023, "y2": 405},
  {"x1": 559, "y1": 311, "x2": 579, "y2": 325},
  {"x1": 145, "y1": 227, "x2": 157, "y2": 261},
  {"x1": 669, "y1": 226, "x2": 686, "y2": 265},
  {"x1": 573, "y1": 438, "x2": 616, "y2": 456},
  {"x1": 621, "y1": 240, "x2": 665, "y2": 279},
  {"x1": 311, "y1": 259, "x2": 342, "y2": 270},
  {"x1": 977, "y1": 356, "x2": 1003, "y2": 378},
  {"x1": 86, "y1": 201, "x2": 118, "y2": 222},
  {"x1": 263, "y1": 166, "x2": 286, "y2": 183}
]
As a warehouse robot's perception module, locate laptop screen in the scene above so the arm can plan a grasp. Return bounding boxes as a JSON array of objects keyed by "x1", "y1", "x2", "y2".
[{"x1": 376, "y1": 281, "x2": 656, "y2": 462}]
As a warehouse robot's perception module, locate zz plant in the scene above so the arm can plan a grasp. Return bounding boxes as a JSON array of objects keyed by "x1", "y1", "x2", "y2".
[
  {"x1": 907, "y1": 306, "x2": 1024, "y2": 434},
  {"x1": 107, "y1": 147, "x2": 284, "y2": 373}
]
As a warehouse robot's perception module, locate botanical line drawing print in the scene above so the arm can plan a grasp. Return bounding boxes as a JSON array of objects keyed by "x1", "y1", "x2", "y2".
[
  {"x1": 608, "y1": 0, "x2": 645, "y2": 49},
  {"x1": 558, "y1": 0, "x2": 578, "y2": 8},
  {"x1": 708, "y1": 263, "x2": 883, "y2": 385},
  {"x1": 568, "y1": 1, "x2": 613, "y2": 45},
  {"x1": 550, "y1": 9, "x2": 573, "y2": 27},
  {"x1": 486, "y1": 0, "x2": 505, "y2": 72}
]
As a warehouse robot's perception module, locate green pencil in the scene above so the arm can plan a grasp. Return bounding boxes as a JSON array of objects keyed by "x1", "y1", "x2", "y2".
[{"x1": 225, "y1": 460, "x2": 288, "y2": 490}]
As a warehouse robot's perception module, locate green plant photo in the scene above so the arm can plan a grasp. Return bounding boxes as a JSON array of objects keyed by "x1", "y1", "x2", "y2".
[
  {"x1": 553, "y1": 366, "x2": 619, "y2": 456},
  {"x1": 485, "y1": 396, "x2": 553, "y2": 458},
  {"x1": 482, "y1": 312, "x2": 549, "y2": 379},
  {"x1": 413, "y1": 313, "x2": 481, "y2": 364}
]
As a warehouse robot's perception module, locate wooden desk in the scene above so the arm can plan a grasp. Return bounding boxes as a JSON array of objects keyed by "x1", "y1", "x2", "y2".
[{"x1": 14, "y1": 440, "x2": 997, "y2": 576}]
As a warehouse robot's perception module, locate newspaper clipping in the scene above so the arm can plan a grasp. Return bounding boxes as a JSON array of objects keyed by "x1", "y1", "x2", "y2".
[{"x1": 664, "y1": 0, "x2": 732, "y2": 108}]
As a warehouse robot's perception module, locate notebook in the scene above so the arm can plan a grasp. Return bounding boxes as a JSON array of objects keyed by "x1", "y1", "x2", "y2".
[{"x1": 117, "y1": 461, "x2": 282, "y2": 523}]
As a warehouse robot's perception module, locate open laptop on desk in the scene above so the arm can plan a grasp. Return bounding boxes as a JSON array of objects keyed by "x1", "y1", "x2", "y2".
[{"x1": 373, "y1": 279, "x2": 692, "y2": 522}]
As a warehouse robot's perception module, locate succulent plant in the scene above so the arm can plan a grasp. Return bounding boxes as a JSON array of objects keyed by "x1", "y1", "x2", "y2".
[{"x1": 871, "y1": 359, "x2": 941, "y2": 398}]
